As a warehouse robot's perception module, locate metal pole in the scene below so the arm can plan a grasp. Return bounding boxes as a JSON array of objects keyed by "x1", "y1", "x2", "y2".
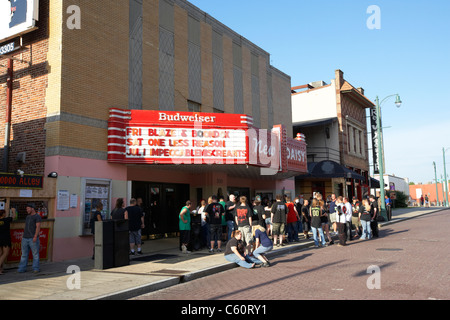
[
  {"x1": 444, "y1": 148, "x2": 449, "y2": 207},
  {"x1": 2, "y1": 59, "x2": 13, "y2": 173},
  {"x1": 433, "y1": 162, "x2": 440, "y2": 206},
  {"x1": 375, "y1": 96, "x2": 387, "y2": 220}
]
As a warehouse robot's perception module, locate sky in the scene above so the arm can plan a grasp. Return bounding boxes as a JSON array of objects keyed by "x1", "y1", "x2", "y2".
[{"x1": 188, "y1": 0, "x2": 450, "y2": 184}]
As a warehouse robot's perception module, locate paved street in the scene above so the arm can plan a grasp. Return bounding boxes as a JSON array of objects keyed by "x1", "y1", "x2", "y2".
[{"x1": 133, "y1": 209, "x2": 450, "y2": 301}]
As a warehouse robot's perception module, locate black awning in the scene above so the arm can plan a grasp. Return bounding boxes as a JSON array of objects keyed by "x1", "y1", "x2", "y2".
[
  {"x1": 296, "y1": 160, "x2": 365, "y2": 181},
  {"x1": 369, "y1": 177, "x2": 387, "y2": 188}
]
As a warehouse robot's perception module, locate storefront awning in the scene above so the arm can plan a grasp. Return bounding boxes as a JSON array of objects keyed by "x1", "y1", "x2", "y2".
[
  {"x1": 369, "y1": 177, "x2": 387, "y2": 188},
  {"x1": 292, "y1": 117, "x2": 338, "y2": 128},
  {"x1": 295, "y1": 160, "x2": 365, "y2": 181},
  {"x1": 131, "y1": 164, "x2": 303, "y2": 181}
]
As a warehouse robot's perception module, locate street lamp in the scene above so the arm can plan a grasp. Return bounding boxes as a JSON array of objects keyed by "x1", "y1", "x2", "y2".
[
  {"x1": 375, "y1": 94, "x2": 402, "y2": 221},
  {"x1": 443, "y1": 147, "x2": 450, "y2": 207},
  {"x1": 433, "y1": 162, "x2": 440, "y2": 206}
]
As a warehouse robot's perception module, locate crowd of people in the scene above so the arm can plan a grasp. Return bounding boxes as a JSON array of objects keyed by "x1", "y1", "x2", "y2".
[
  {"x1": 179, "y1": 192, "x2": 384, "y2": 269},
  {"x1": 0, "y1": 192, "x2": 384, "y2": 274}
]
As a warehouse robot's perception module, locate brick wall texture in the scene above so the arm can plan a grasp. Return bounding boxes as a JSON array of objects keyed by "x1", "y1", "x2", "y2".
[{"x1": 1, "y1": 0, "x2": 292, "y2": 175}]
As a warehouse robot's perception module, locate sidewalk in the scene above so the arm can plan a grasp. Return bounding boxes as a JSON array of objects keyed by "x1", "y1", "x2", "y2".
[{"x1": 0, "y1": 206, "x2": 444, "y2": 300}]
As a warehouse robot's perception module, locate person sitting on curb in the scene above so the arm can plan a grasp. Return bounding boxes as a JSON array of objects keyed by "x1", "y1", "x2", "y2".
[
  {"x1": 252, "y1": 225, "x2": 273, "y2": 267},
  {"x1": 224, "y1": 230, "x2": 262, "y2": 269}
]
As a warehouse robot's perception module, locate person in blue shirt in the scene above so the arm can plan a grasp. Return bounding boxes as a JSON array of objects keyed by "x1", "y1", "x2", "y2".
[
  {"x1": 385, "y1": 195, "x2": 393, "y2": 221},
  {"x1": 252, "y1": 225, "x2": 273, "y2": 267}
]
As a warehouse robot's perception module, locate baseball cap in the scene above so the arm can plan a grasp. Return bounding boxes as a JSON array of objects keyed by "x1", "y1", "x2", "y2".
[{"x1": 27, "y1": 203, "x2": 36, "y2": 209}]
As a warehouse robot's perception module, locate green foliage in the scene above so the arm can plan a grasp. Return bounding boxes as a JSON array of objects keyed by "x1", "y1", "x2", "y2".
[{"x1": 390, "y1": 190, "x2": 408, "y2": 208}]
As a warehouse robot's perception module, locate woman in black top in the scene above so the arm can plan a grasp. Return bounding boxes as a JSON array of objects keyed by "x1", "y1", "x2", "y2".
[
  {"x1": 301, "y1": 199, "x2": 310, "y2": 239},
  {"x1": 90, "y1": 202, "x2": 103, "y2": 259},
  {"x1": 111, "y1": 198, "x2": 125, "y2": 220},
  {"x1": 0, "y1": 210, "x2": 13, "y2": 274}
]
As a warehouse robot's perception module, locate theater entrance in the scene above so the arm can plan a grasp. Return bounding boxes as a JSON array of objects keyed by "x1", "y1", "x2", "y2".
[{"x1": 132, "y1": 182, "x2": 190, "y2": 239}]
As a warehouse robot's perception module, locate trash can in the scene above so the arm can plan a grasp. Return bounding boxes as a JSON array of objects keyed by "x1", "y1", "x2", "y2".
[
  {"x1": 113, "y1": 219, "x2": 129, "y2": 268},
  {"x1": 94, "y1": 221, "x2": 114, "y2": 270},
  {"x1": 95, "y1": 220, "x2": 130, "y2": 270}
]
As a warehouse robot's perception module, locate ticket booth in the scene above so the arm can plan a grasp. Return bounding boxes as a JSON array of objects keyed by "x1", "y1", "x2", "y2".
[{"x1": 0, "y1": 174, "x2": 55, "y2": 267}]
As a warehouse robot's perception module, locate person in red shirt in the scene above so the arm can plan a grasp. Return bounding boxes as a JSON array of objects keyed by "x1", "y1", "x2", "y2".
[{"x1": 286, "y1": 197, "x2": 301, "y2": 243}]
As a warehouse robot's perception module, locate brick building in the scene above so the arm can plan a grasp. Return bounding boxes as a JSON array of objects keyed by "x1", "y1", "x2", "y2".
[
  {"x1": 291, "y1": 70, "x2": 373, "y2": 200},
  {"x1": 1, "y1": 0, "x2": 306, "y2": 262}
]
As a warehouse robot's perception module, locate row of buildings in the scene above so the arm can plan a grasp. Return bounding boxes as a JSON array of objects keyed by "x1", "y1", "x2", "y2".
[{"x1": 1, "y1": 0, "x2": 380, "y2": 263}]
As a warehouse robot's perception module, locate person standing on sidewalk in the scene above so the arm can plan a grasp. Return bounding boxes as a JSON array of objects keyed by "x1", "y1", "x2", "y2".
[
  {"x1": 328, "y1": 193, "x2": 337, "y2": 233},
  {"x1": 286, "y1": 197, "x2": 300, "y2": 243},
  {"x1": 18, "y1": 203, "x2": 42, "y2": 273},
  {"x1": 309, "y1": 199, "x2": 327, "y2": 247},
  {"x1": 205, "y1": 195, "x2": 225, "y2": 253},
  {"x1": 225, "y1": 194, "x2": 237, "y2": 241},
  {"x1": 271, "y1": 194, "x2": 287, "y2": 247},
  {"x1": 385, "y1": 195, "x2": 393, "y2": 221},
  {"x1": 369, "y1": 195, "x2": 379, "y2": 238},
  {"x1": 358, "y1": 199, "x2": 372, "y2": 240},
  {"x1": 301, "y1": 199, "x2": 311, "y2": 239},
  {"x1": 111, "y1": 198, "x2": 125, "y2": 220},
  {"x1": 335, "y1": 196, "x2": 347, "y2": 247},
  {"x1": 343, "y1": 197, "x2": 353, "y2": 241},
  {"x1": 125, "y1": 198, "x2": 144, "y2": 255},
  {"x1": 179, "y1": 201, "x2": 192, "y2": 254},
  {"x1": 0, "y1": 210, "x2": 13, "y2": 274},
  {"x1": 352, "y1": 197, "x2": 362, "y2": 237}
]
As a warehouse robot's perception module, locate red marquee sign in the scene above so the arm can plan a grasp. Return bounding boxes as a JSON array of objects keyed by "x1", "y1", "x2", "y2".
[
  {"x1": 108, "y1": 109, "x2": 253, "y2": 165},
  {"x1": 107, "y1": 109, "x2": 308, "y2": 174}
]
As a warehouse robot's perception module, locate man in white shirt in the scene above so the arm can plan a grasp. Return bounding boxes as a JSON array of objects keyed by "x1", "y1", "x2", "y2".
[{"x1": 343, "y1": 197, "x2": 353, "y2": 241}]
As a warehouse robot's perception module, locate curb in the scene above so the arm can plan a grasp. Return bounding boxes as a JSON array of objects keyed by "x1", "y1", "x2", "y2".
[
  {"x1": 93, "y1": 239, "x2": 317, "y2": 300},
  {"x1": 378, "y1": 208, "x2": 446, "y2": 228},
  {"x1": 92, "y1": 208, "x2": 446, "y2": 300}
]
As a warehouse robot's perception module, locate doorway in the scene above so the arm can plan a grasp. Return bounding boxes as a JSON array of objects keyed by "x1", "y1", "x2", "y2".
[{"x1": 132, "y1": 181, "x2": 190, "y2": 238}]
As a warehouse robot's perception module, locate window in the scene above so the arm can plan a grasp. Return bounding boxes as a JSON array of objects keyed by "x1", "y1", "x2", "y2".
[
  {"x1": 188, "y1": 101, "x2": 201, "y2": 112},
  {"x1": 347, "y1": 123, "x2": 365, "y2": 158}
]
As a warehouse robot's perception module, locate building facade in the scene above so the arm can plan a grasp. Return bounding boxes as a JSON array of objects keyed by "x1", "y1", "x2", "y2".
[
  {"x1": 0, "y1": 0, "x2": 306, "y2": 263},
  {"x1": 292, "y1": 70, "x2": 373, "y2": 200}
]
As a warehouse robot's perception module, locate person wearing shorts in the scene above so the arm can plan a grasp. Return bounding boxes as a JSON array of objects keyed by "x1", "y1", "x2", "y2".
[
  {"x1": 125, "y1": 198, "x2": 144, "y2": 255},
  {"x1": 270, "y1": 195, "x2": 287, "y2": 247},
  {"x1": 205, "y1": 195, "x2": 225, "y2": 253}
]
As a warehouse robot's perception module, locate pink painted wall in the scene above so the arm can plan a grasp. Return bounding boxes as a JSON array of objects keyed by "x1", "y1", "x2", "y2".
[
  {"x1": 53, "y1": 236, "x2": 93, "y2": 262},
  {"x1": 45, "y1": 156, "x2": 127, "y2": 180}
]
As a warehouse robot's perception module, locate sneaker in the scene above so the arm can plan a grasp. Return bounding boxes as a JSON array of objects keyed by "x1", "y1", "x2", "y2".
[
  {"x1": 209, "y1": 248, "x2": 214, "y2": 253},
  {"x1": 216, "y1": 248, "x2": 222, "y2": 253},
  {"x1": 129, "y1": 251, "x2": 135, "y2": 255},
  {"x1": 262, "y1": 262, "x2": 271, "y2": 268},
  {"x1": 137, "y1": 250, "x2": 143, "y2": 255}
]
